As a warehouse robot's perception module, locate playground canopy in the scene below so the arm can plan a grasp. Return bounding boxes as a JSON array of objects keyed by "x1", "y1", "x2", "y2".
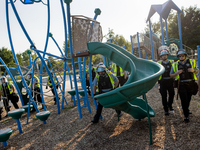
[{"x1": 146, "y1": 0, "x2": 183, "y2": 22}]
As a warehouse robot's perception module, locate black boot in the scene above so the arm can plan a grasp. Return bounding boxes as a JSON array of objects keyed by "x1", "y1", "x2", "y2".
[{"x1": 0, "y1": 107, "x2": 3, "y2": 120}]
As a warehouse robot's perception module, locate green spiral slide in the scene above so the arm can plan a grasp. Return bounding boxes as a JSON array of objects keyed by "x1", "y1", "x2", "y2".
[{"x1": 88, "y1": 42, "x2": 165, "y2": 120}]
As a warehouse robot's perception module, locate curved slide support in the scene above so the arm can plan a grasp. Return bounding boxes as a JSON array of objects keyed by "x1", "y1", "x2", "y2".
[{"x1": 87, "y1": 42, "x2": 165, "y2": 119}]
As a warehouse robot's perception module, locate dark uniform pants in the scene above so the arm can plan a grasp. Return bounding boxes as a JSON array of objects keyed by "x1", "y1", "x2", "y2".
[
  {"x1": 117, "y1": 76, "x2": 127, "y2": 87},
  {"x1": 33, "y1": 87, "x2": 42, "y2": 104},
  {"x1": 93, "y1": 91, "x2": 121, "y2": 122},
  {"x1": 179, "y1": 82, "x2": 192, "y2": 118},
  {"x1": 159, "y1": 79, "x2": 175, "y2": 112},
  {"x1": 50, "y1": 85, "x2": 58, "y2": 102},
  {"x1": 3, "y1": 93, "x2": 19, "y2": 112}
]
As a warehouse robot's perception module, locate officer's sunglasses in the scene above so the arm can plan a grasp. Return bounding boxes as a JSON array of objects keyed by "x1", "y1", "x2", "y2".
[{"x1": 179, "y1": 55, "x2": 185, "y2": 58}]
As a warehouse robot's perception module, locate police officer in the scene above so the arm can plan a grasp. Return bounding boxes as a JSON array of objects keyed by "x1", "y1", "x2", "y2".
[
  {"x1": 91, "y1": 65, "x2": 119, "y2": 124},
  {"x1": 47, "y1": 72, "x2": 59, "y2": 105},
  {"x1": 170, "y1": 49, "x2": 198, "y2": 123},
  {"x1": 157, "y1": 46, "x2": 175, "y2": 116},
  {"x1": 27, "y1": 72, "x2": 43, "y2": 110},
  {"x1": 0, "y1": 76, "x2": 19, "y2": 115},
  {"x1": 111, "y1": 63, "x2": 127, "y2": 87}
]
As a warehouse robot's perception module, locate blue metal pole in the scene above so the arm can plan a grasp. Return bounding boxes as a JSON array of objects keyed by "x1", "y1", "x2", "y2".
[
  {"x1": 50, "y1": 36, "x2": 64, "y2": 57},
  {"x1": 137, "y1": 32, "x2": 141, "y2": 58},
  {"x1": 45, "y1": 58, "x2": 67, "y2": 105},
  {"x1": 28, "y1": 53, "x2": 32, "y2": 68},
  {"x1": 88, "y1": 55, "x2": 98, "y2": 109},
  {"x1": 32, "y1": 49, "x2": 65, "y2": 60},
  {"x1": 165, "y1": 19, "x2": 169, "y2": 40},
  {"x1": 0, "y1": 58, "x2": 24, "y2": 106},
  {"x1": 8, "y1": 0, "x2": 53, "y2": 113},
  {"x1": 26, "y1": 57, "x2": 41, "y2": 124},
  {"x1": 178, "y1": 13, "x2": 183, "y2": 49},
  {"x1": 32, "y1": 48, "x2": 61, "y2": 114},
  {"x1": 60, "y1": 0, "x2": 72, "y2": 110},
  {"x1": 6, "y1": 0, "x2": 37, "y2": 110},
  {"x1": 197, "y1": 46, "x2": 200, "y2": 77},
  {"x1": 16, "y1": 119, "x2": 23, "y2": 133},
  {"x1": 160, "y1": 16, "x2": 165, "y2": 45},
  {"x1": 3, "y1": 141, "x2": 8, "y2": 147},
  {"x1": 39, "y1": 0, "x2": 51, "y2": 112},
  {"x1": 130, "y1": 35, "x2": 134, "y2": 55},
  {"x1": 82, "y1": 56, "x2": 91, "y2": 113},
  {"x1": 66, "y1": 3, "x2": 82, "y2": 118},
  {"x1": 149, "y1": 20, "x2": 155, "y2": 61}
]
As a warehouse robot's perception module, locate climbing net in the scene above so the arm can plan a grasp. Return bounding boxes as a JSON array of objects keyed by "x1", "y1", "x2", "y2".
[{"x1": 72, "y1": 15, "x2": 103, "y2": 56}]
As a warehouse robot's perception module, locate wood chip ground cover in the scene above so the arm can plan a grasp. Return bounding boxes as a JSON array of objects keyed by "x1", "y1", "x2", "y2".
[{"x1": 1, "y1": 85, "x2": 200, "y2": 150}]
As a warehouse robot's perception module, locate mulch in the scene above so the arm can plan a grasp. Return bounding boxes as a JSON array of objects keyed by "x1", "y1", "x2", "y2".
[{"x1": 1, "y1": 85, "x2": 200, "y2": 150}]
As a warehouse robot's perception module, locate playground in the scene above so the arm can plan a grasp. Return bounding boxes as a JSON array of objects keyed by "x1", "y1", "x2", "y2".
[
  {"x1": 1, "y1": 86, "x2": 200, "y2": 149},
  {"x1": 0, "y1": 0, "x2": 200, "y2": 149}
]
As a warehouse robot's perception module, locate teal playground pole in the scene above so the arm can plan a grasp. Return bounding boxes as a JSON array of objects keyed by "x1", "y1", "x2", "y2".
[
  {"x1": 149, "y1": 20, "x2": 155, "y2": 61},
  {"x1": 137, "y1": 32, "x2": 141, "y2": 58}
]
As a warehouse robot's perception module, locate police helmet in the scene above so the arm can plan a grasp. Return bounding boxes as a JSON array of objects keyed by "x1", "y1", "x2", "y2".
[
  {"x1": 28, "y1": 71, "x2": 33, "y2": 75},
  {"x1": 177, "y1": 49, "x2": 187, "y2": 58},
  {"x1": 0, "y1": 76, "x2": 6, "y2": 80},
  {"x1": 158, "y1": 45, "x2": 169, "y2": 53},
  {"x1": 160, "y1": 50, "x2": 169, "y2": 56},
  {"x1": 97, "y1": 66, "x2": 106, "y2": 72},
  {"x1": 0, "y1": 76, "x2": 7, "y2": 82}
]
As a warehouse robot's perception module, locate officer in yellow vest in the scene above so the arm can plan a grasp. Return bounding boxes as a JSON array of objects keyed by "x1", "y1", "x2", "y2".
[
  {"x1": 47, "y1": 72, "x2": 59, "y2": 105},
  {"x1": 157, "y1": 46, "x2": 175, "y2": 116},
  {"x1": 170, "y1": 49, "x2": 199, "y2": 123},
  {"x1": 111, "y1": 63, "x2": 127, "y2": 87},
  {"x1": 27, "y1": 72, "x2": 43, "y2": 111},
  {"x1": 91, "y1": 65, "x2": 119, "y2": 124},
  {"x1": 0, "y1": 76, "x2": 19, "y2": 116}
]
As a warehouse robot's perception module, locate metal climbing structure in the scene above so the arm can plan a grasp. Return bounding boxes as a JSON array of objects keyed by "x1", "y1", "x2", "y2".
[{"x1": 3, "y1": 0, "x2": 103, "y2": 121}]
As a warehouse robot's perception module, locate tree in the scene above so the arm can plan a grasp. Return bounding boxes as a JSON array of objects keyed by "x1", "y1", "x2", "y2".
[
  {"x1": 0, "y1": 47, "x2": 15, "y2": 72},
  {"x1": 144, "y1": 6, "x2": 200, "y2": 50},
  {"x1": 168, "y1": 6, "x2": 200, "y2": 49}
]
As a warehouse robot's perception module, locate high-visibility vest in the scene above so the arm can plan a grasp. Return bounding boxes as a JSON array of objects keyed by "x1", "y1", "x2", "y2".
[
  {"x1": 0, "y1": 82, "x2": 13, "y2": 95},
  {"x1": 96, "y1": 72, "x2": 115, "y2": 92},
  {"x1": 33, "y1": 75, "x2": 40, "y2": 88},
  {"x1": 112, "y1": 64, "x2": 124, "y2": 77},
  {"x1": 48, "y1": 75, "x2": 57, "y2": 86},
  {"x1": 158, "y1": 60, "x2": 173, "y2": 80},
  {"x1": 172, "y1": 59, "x2": 197, "y2": 81}
]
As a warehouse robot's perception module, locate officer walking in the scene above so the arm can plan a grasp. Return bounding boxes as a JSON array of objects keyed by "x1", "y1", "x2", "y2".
[
  {"x1": 111, "y1": 63, "x2": 127, "y2": 87},
  {"x1": 0, "y1": 76, "x2": 19, "y2": 115},
  {"x1": 157, "y1": 46, "x2": 175, "y2": 116},
  {"x1": 91, "y1": 64, "x2": 119, "y2": 124},
  {"x1": 170, "y1": 49, "x2": 199, "y2": 123},
  {"x1": 27, "y1": 72, "x2": 43, "y2": 110},
  {"x1": 47, "y1": 72, "x2": 59, "y2": 105}
]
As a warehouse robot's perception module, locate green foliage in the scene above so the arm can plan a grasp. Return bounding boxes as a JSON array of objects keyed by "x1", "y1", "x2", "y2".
[
  {"x1": 0, "y1": 47, "x2": 15, "y2": 72},
  {"x1": 145, "y1": 6, "x2": 200, "y2": 50},
  {"x1": 168, "y1": 6, "x2": 200, "y2": 49},
  {"x1": 104, "y1": 28, "x2": 132, "y2": 53}
]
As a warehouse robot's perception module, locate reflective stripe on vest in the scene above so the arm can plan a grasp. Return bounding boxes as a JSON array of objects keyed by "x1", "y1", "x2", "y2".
[
  {"x1": 34, "y1": 75, "x2": 40, "y2": 88},
  {"x1": 172, "y1": 59, "x2": 197, "y2": 81},
  {"x1": 48, "y1": 75, "x2": 57, "y2": 85},
  {"x1": 96, "y1": 72, "x2": 115, "y2": 92},
  {"x1": 158, "y1": 60, "x2": 173, "y2": 80},
  {"x1": 112, "y1": 64, "x2": 124, "y2": 76}
]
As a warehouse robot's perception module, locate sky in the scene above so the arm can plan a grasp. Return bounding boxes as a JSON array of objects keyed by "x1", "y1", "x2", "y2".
[{"x1": 0, "y1": 0, "x2": 199, "y2": 56}]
